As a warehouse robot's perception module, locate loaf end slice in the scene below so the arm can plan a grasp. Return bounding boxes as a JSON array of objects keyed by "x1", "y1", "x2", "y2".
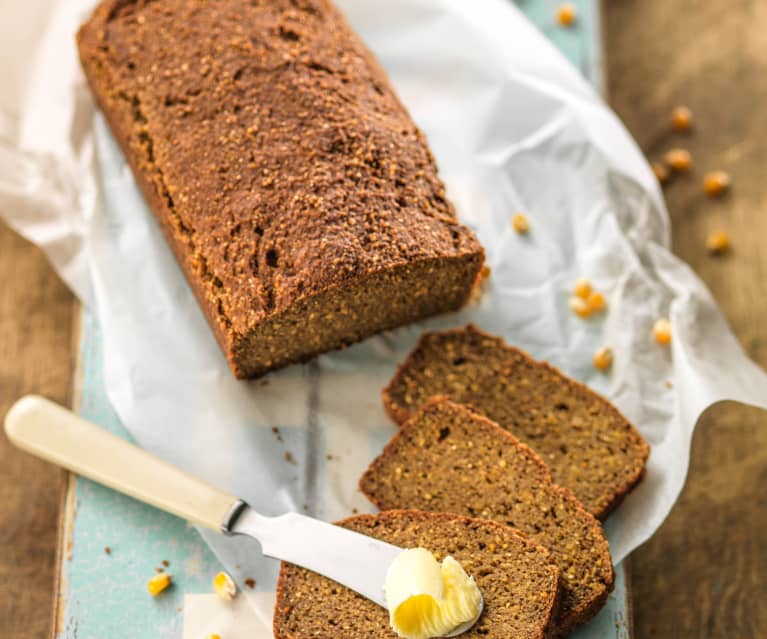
[
  {"x1": 382, "y1": 325, "x2": 649, "y2": 519},
  {"x1": 77, "y1": 0, "x2": 484, "y2": 379},
  {"x1": 274, "y1": 510, "x2": 561, "y2": 639},
  {"x1": 360, "y1": 398, "x2": 614, "y2": 637}
]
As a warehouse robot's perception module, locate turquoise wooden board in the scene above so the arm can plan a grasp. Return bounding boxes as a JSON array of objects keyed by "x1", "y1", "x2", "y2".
[{"x1": 55, "y1": 2, "x2": 632, "y2": 638}]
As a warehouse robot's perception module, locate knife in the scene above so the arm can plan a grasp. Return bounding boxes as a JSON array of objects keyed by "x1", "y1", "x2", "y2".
[{"x1": 4, "y1": 395, "x2": 401, "y2": 606}]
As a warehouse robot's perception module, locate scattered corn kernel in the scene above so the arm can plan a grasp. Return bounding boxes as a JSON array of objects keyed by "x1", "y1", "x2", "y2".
[
  {"x1": 569, "y1": 295, "x2": 592, "y2": 318},
  {"x1": 665, "y1": 148, "x2": 692, "y2": 172},
  {"x1": 207, "y1": 635, "x2": 222, "y2": 639},
  {"x1": 703, "y1": 171, "x2": 731, "y2": 197},
  {"x1": 147, "y1": 573, "x2": 172, "y2": 596},
  {"x1": 587, "y1": 290, "x2": 606, "y2": 313},
  {"x1": 573, "y1": 277, "x2": 592, "y2": 300},
  {"x1": 653, "y1": 318, "x2": 672, "y2": 345},
  {"x1": 671, "y1": 106, "x2": 693, "y2": 132},
  {"x1": 651, "y1": 161, "x2": 669, "y2": 184},
  {"x1": 593, "y1": 347, "x2": 613, "y2": 371},
  {"x1": 511, "y1": 213, "x2": 530, "y2": 234},
  {"x1": 556, "y1": 3, "x2": 577, "y2": 27},
  {"x1": 706, "y1": 230, "x2": 731, "y2": 254},
  {"x1": 213, "y1": 571, "x2": 237, "y2": 601}
]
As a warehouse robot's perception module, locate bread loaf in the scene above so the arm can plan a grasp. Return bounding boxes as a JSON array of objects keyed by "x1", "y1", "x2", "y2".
[{"x1": 77, "y1": 0, "x2": 484, "y2": 378}]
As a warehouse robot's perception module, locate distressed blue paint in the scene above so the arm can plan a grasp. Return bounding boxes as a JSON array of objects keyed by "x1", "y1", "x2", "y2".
[
  {"x1": 58, "y1": 3, "x2": 630, "y2": 638},
  {"x1": 58, "y1": 309, "x2": 222, "y2": 639}
]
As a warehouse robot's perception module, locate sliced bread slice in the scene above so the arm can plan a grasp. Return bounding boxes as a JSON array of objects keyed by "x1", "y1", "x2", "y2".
[
  {"x1": 274, "y1": 510, "x2": 561, "y2": 639},
  {"x1": 382, "y1": 325, "x2": 649, "y2": 518},
  {"x1": 360, "y1": 398, "x2": 614, "y2": 637}
]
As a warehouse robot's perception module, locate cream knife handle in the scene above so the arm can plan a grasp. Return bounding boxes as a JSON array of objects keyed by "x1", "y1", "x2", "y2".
[{"x1": 4, "y1": 395, "x2": 237, "y2": 531}]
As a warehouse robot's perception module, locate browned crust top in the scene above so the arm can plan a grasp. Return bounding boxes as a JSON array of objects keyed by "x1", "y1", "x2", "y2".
[{"x1": 77, "y1": 0, "x2": 482, "y2": 339}]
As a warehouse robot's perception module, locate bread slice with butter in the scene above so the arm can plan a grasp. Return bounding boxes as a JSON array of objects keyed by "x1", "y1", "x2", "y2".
[
  {"x1": 274, "y1": 510, "x2": 561, "y2": 639},
  {"x1": 360, "y1": 398, "x2": 614, "y2": 637}
]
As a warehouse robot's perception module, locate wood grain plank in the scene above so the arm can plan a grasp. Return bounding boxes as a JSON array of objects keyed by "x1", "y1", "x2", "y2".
[
  {"x1": 0, "y1": 221, "x2": 78, "y2": 639},
  {"x1": 604, "y1": 2, "x2": 767, "y2": 638}
]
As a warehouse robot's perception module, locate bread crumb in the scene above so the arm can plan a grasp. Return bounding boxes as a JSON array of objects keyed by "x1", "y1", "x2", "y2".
[
  {"x1": 284, "y1": 451, "x2": 296, "y2": 464},
  {"x1": 104, "y1": 547, "x2": 111, "y2": 555},
  {"x1": 244, "y1": 578, "x2": 256, "y2": 589}
]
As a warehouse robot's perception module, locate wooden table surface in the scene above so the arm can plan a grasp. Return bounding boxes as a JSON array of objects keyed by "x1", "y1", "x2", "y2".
[{"x1": 2, "y1": 1, "x2": 766, "y2": 637}]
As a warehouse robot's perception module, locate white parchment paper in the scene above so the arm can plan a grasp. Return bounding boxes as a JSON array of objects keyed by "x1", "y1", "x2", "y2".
[{"x1": 3, "y1": 0, "x2": 767, "y2": 633}]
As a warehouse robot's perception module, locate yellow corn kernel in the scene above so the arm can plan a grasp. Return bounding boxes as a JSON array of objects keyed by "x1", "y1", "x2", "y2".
[
  {"x1": 653, "y1": 318, "x2": 672, "y2": 345},
  {"x1": 664, "y1": 148, "x2": 692, "y2": 172},
  {"x1": 207, "y1": 635, "x2": 222, "y2": 639},
  {"x1": 593, "y1": 347, "x2": 613, "y2": 372},
  {"x1": 556, "y1": 3, "x2": 577, "y2": 27},
  {"x1": 671, "y1": 106, "x2": 693, "y2": 132},
  {"x1": 651, "y1": 161, "x2": 669, "y2": 185},
  {"x1": 213, "y1": 571, "x2": 237, "y2": 601},
  {"x1": 573, "y1": 277, "x2": 592, "y2": 300},
  {"x1": 569, "y1": 296, "x2": 592, "y2": 318},
  {"x1": 706, "y1": 230, "x2": 731, "y2": 254},
  {"x1": 147, "y1": 573, "x2": 172, "y2": 596},
  {"x1": 511, "y1": 213, "x2": 530, "y2": 234},
  {"x1": 587, "y1": 290, "x2": 606, "y2": 313},
  {"x1": 703, "y1": 171, "x2": 731, "y2": 197}
]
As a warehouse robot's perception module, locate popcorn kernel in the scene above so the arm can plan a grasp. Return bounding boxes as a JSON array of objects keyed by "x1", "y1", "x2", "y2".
[
  {"x1": 593, "y1": 347, "x2": 613, "y2": 371},
  {"x1": 511, "y1": 213, "x2": 531, "y2": 234},
  {"x1": 147, "y1": 573, "x2": 172, "y2": 596},
  {"x1": 213, "y1": 571, "x2": 237, "y2": 601},
  {"x1": 706, "y1": 230, "x2": 731, "y2": 254},
  {"x1": 569, "y1": 296, "x2": 592, "y2": 318},
  {"x1": 703, "y1": 171, "x2": 731, "y2": 197},
  {"x1": 665, "y1": 148, "x2": 692, "y2": 172},
  {"x1": 573, "y1": 278, "x2": 592, "y2": 300},
  {"x1": 556, "y1": 3, "x2": 577, "y2": 27},
  {"x1": 671, "y1": 106, "x2": 693, "y2": 132},
  {"x1": 651, "y1": 161, "x2": 669, "y2": 185},
  {"x1": 587, "y1": 291, "x2": 606, "y2": 313},
  {"x1": 653, "y1": 318, "x2": 672, "y2": 345}
]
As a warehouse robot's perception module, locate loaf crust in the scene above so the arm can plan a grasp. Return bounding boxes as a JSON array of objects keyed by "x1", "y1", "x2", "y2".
[
  {"x1": 382, "y1": 325, "x2": 649, "y2": 519},
  {"x1": 77, "y1": 0, "x2": 484, "y2": 377}
]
